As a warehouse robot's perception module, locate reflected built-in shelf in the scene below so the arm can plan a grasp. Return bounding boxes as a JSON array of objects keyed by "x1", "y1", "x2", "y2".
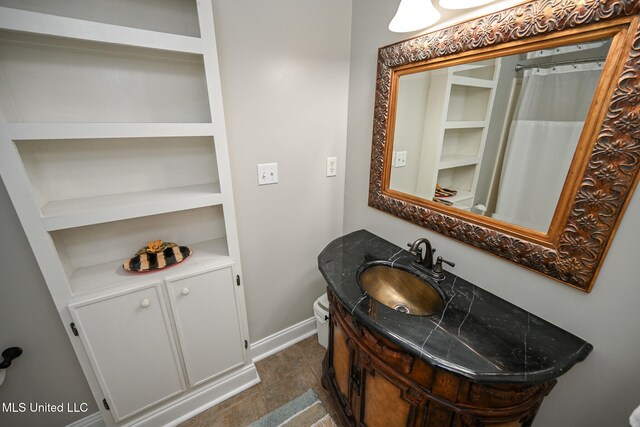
[
  {"x1": 450, "y1": 75, "x2": 496, "y2": 88},
  {"x1": 444, "y1": 120, "x2": 487, "y2": 129},
  {"x1": 447, "y1": 190, "x2": 474, "y2": 204},
  {"x1": 451, "y1": 63, "x2": 492, "y2": 71},
  {"x1": 438, "y1": 155, "x2": 480, "y2": 170}
]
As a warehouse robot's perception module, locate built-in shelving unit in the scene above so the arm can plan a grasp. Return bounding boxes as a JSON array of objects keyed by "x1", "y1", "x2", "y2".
[
  {"x1": 0, "y1": 1, "x2": 257, "y2": 425},
  {"x1": 415, "y1": 59, "x2": 500, "y2": 210}
]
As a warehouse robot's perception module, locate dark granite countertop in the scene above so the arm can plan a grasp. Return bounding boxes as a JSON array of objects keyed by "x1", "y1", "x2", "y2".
[{"x1": 318, "y1": 230, "x2": 593, "y2": 384}]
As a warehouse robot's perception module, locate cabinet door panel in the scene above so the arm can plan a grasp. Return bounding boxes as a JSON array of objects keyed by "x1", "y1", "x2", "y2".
[
  {"x1": 332, "y1": 318, "x2": 351, "y2": 400},
  {"x1": 360, "y1": 360, "x2": 417, "y2": 427},
  {"x1": 69, "y1": 284, "x2": 186, "y2": 422},
  {"x1": 167, "y1": 267, "x2": 244, "y2": 387}
]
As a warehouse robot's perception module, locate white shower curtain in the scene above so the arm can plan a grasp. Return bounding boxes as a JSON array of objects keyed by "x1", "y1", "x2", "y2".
[{"x1": 493, "y1": 63, "x2": 603, "y2": 232}]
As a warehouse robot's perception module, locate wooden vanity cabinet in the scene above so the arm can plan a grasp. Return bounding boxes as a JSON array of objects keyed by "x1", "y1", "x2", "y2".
[{"x1": 322, "y1": 290, "x2": 556, "y2": 427}]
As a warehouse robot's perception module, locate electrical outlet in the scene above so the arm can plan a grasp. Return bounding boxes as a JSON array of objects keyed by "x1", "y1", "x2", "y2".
[
  {"x1": 393, "y1": 151, "x2": 407, "y2": 167},
  {"x1": 257, "y1": 163, "x2": 278, "y2": 185},
  {"x1": 326, "y1": 157, "x2": 337, "y2": 177}
]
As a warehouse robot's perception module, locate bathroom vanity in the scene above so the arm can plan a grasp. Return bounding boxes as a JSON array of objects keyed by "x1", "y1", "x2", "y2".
[{"x1": 318, "y1": 230, "x2": 592, "y2": 426}]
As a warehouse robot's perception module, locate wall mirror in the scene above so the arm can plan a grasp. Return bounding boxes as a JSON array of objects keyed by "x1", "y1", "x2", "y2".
[{"x1": 368, "y1": 0, "x2": 640, "y2": 292}]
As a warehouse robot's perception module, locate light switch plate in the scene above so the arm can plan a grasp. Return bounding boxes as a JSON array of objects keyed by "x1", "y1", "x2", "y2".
[
  {"x1": 326, "y1": 157, "x2": 337, "y2": 177},
  {"x1": 393, "y1": 151, "x2": 407, "y2": 167},
  {"x1": 257, "y1": 163, "x2": 278, "y2": 185}
]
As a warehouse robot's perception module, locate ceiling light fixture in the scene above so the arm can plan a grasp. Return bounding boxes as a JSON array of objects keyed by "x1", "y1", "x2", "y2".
[
  {"x1": 389, "y1": 0, "x2": 441, "y2": 33},
  {"x1": 438, "y1": 0, "x2": 496, "y2": 9}
]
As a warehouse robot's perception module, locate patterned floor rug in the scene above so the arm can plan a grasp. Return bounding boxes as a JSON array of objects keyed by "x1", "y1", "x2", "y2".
[{"x1": 247, "y1": 389, "x2": 336, "y2": 427}]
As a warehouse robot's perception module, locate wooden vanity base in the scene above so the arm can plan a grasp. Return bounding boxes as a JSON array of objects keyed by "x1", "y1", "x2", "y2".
[{"x1": 322, "y1": 290, "x2": 556, "y2": 427}]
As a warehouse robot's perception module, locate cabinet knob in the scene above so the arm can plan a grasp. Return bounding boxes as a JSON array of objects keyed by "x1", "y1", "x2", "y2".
[
  {"x1": 181, "y1": 287, "x2": 190, "y2": 296},
  {"x1": 140, "y1": 298, "x2": 151, "y2": 308}
]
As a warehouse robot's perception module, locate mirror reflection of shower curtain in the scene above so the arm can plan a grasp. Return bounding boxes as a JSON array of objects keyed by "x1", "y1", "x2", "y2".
[{"x1": 492, "y1": 63, "x2": 602, "y2": 232}]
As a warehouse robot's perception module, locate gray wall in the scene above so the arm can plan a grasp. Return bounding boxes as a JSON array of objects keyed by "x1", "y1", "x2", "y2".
[
  {"x1": 389, "y1": 73, "x2": 430, "y2": 195},
  {"x1": 344, "y1": 1, "x2": 640, "y2": 426},
  {"x1": 0, "y1": 177, "x2": 97, "y2": 427},
  {"x1": 212, "y1": 0, "x2": 352, "y2": 342}
]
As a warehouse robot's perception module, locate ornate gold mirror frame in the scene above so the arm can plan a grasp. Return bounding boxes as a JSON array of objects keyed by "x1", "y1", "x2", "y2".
[{"x1": 369, "y1": 0, "x2": 640, "y2": 292}]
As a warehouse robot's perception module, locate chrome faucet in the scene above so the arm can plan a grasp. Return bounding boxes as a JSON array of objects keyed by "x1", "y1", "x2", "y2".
[{"x1": 407, "y1": 238, "x2": 435, "y2": 269}]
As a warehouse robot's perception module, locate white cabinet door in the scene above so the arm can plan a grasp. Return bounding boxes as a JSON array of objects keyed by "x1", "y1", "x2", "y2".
[
  {"x1": 166, "y1": 267, "x2": 245, "y2": 387},
  {"x1": 69, "y1": 284, "x2": 186, "y2": 422}
]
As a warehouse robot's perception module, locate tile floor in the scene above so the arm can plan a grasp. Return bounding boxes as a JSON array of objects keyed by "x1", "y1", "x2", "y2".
[{"x1": 180, "y1": 335, "x2": 335, "y2": 427}]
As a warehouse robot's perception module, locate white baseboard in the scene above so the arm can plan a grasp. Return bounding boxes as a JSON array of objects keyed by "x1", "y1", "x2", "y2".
[
  {"x1": 250, "y1": 317, "x2": 317, "y2": 362},
  {"x1": 66, "y1": 412, "x2": 106, "y2": 427}
]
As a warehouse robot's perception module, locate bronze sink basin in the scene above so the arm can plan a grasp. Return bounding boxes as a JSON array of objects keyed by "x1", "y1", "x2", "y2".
[{"x1": 358, "y1": 264, "x2": 444, "y2": 316}]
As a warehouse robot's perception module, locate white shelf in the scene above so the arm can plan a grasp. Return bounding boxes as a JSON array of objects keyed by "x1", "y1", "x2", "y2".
[
  {"x1": 0, "y1": 7, "x2": 203, "y2": 54},
  {"x1": 42, "y1": 183, "x2": 222, "y2": 231},
  {"x1": 439, "y1": 155, "x2": 480, "y2": 170},
  {"x1": 69, "y1": 238, "x2": 232, "y2": 296},
  {"x1": 444, "y1": 121, "x2": 488, "y2": 129},
  {"x1": 432, "y1": 191, "x2": 473, "y2": 207},
  {"x1": 450, "y1": 76, "x2": 496, "y2": 89},
  {"x1": 451, "y1": 62, "x2": 494, "y2": 71},
  {"x1": 448, "y1": 191, "x2": 474, "y2": 204},
  {"x1": 8, "y1": 123, "x2": 216, "y2": 141}
]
